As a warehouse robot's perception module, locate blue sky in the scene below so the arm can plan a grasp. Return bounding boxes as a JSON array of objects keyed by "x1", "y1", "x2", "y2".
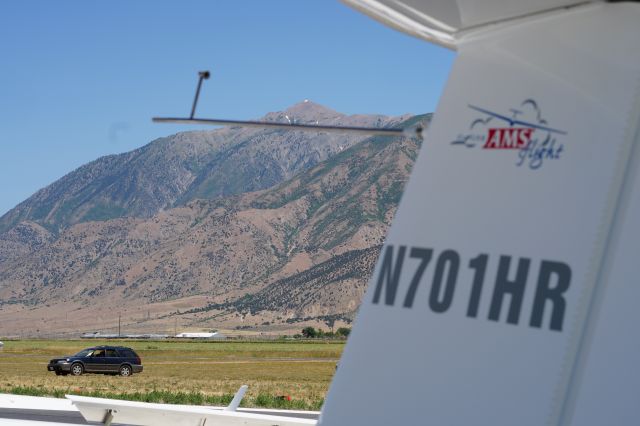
[{"x1": 0, "y1": 1, "x2": 454, "y2": 216}]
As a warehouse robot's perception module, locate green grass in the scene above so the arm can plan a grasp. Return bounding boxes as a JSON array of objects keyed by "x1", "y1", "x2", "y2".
[
  {"x1": 0, "y1": 339, "x2": 341, "y2": 410},
  {"x1": 5, "y1": 385, "x2": 321, "y2": 410}
]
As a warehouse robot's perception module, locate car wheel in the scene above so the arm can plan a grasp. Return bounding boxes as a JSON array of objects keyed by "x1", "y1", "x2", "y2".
[
  {"x1": 119, "y1": 365, "x2": 132, "y2": 377},
  {"x1": 71, "y1": 363, "x2": 84, "y2": 376}
]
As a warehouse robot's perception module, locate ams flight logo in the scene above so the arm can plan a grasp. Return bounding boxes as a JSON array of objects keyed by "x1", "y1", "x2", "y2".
[{"x1": 451, "y1": 99, "x2": 567, "y2": 170}]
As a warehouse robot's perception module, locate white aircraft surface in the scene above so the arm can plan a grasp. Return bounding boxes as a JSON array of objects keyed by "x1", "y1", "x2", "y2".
[
  {"x1": 322, "y1": 1, "x2": 640, "y2": 425},
  {"x1": 4, "y1": 1, "x2": 639, "y2": 425},
  {"x1": 65, "y1": 394, "x2": 315, "y2": 426}
]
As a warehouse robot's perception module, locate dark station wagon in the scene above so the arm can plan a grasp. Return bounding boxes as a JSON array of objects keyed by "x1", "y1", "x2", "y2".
[{"x1": 47, "y1": 345, "x2": 143, "y2": 377}]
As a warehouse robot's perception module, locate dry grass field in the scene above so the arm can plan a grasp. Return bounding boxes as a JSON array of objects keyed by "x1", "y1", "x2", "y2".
[{"x1": 0, "y1": 339, "x2": 344, "y2": 410}]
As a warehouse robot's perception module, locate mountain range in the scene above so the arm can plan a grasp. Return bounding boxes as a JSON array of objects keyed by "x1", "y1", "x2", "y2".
[{"x1": 0, "y1": 102, "x2": 429, "y2": 336}]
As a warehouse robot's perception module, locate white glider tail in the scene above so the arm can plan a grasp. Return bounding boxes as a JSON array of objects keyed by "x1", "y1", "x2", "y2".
[{"x1": 321, "y1": 1, "x2": 640, "y2": 425}]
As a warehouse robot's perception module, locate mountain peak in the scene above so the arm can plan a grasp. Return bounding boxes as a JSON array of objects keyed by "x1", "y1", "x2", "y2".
[
  {"x1": 263, "y1": 100, "x2": 344, "y2": 124},
  {"x1": 285, "y1": 99, "x2": 340, "y2": 115}
]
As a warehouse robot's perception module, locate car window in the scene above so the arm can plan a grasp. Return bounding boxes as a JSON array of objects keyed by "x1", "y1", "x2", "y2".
[
  {"x1": 74, "y1": 349, "x2": 94, "y2": 357},
  {"x1": 92, "y1": 349, "x2": 106, "y2": 357},
  {"x1": 106, "y1": 349, "x2": 118, "y2": 357},
  {"x1": 120, "y1": 349, "x2": 136, "y2": 358}
]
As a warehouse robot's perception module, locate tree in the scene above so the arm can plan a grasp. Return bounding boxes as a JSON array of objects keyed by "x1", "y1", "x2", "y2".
[
  {"x1": 302, "y1": 326, "x2": 318, "y2": 338},
  {"x1": 336, "y1": 327, "x2": 351, "y2": 337}
]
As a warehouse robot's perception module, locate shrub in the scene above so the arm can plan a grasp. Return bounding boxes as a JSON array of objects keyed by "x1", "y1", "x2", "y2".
[
  {"x1": 301, "y1": 326, "x2": 318, "y2": 338},
  {"x1": 336, "y1": 327, "x2": 351, "y2": 337}
]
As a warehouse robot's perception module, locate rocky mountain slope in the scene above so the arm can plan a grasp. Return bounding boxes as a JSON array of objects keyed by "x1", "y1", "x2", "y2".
[
  {"x1": 0, "y1": 105, "x2": 429, "y2": 336},
  {"x1": 0, "y1": 101, "x2": 409, "y2": 234},
  {"x1": 219, "y1": 246, "x2": 381, "y2": 319}
]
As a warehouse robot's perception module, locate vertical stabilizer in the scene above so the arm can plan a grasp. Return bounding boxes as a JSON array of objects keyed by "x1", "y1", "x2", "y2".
[{"x1": 321, "y1": 2, "x2": 640, "y2": 425}]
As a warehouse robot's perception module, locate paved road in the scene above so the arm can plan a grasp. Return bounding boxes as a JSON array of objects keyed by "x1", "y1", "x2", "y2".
[{"x1": 0, "y1": 407, "x2": 319, "y2": 424}]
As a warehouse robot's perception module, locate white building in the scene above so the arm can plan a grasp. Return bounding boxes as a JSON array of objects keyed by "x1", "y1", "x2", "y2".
[{"x1": 174, "y1": 332, "x2": 225, "y2": 339}]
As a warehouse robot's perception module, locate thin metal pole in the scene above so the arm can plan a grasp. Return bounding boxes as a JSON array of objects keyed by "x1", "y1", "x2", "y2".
[{"x1": 190, "y1": 71, "x2": 210, "y2": 119}]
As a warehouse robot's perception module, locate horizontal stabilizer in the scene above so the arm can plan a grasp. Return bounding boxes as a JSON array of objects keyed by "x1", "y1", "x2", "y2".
[
  {"x1": 153, "y1": 117, "x2": 422, "y2": 139},
  {"x1": 341, "y1": 0, "x2": 592, "y2": 49}
]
